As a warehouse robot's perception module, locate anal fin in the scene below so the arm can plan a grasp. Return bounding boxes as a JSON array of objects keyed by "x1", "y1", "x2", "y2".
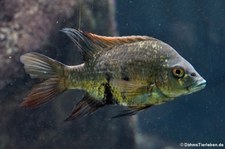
[{"x1": 65, "y1": 94, "x2": 105, "y2": 121}]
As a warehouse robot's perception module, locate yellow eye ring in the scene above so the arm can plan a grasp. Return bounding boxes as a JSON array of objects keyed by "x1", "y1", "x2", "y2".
[{"x1": 172, "y1": 67, "x2": 185, "y2": 78}]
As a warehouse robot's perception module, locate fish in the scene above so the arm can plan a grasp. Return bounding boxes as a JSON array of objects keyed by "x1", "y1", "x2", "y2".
[{"x1": 20, "y1": 28, "x2": 206, "y2": 121}]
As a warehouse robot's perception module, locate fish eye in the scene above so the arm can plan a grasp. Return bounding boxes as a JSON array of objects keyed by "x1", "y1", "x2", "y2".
[{"x1": 172, "y1": 66, "x2": 185, "y2": 78}]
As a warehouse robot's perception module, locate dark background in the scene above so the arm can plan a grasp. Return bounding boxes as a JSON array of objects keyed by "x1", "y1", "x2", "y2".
[{"x1": 116, "y1": 0, "x2": 225, "y2": 148}]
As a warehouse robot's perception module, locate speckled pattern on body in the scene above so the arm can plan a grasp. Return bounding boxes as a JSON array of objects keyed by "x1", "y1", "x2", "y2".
[{"x1": 20, "y1": 28, "x2": 206, "y2": 120}]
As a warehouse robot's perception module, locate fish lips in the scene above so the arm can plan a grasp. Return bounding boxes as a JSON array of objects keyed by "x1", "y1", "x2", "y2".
[{"x1": 187, "y1": 79, "x2": 206, "y2": 93}]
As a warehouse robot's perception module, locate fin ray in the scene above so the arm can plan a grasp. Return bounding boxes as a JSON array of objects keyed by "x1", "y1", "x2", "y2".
[
  {"x1": 111, "y1": 79, "x2": 152, "y2": 99},
  {"x1": 20, "y1": 52, "x2": 65, "y2": 79},
  {"x1": 65, "y1": 94, "x2": 105, "y2": 121},
  {"x1": 20, "y1": 52, "x2": 66, "y2": 107},
  {"x1": 112, "y1": 105, "x2": 152, "y2": 118},
  {"x1": 61, "y1": 28, "x2": 154, "y2": 61}
]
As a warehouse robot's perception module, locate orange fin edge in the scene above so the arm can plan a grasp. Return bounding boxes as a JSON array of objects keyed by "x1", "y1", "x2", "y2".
[{"x1": 21, "y1": 78, "x2": 66, "y2": 107}]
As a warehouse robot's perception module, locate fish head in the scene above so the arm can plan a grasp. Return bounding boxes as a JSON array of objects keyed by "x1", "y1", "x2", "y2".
[{"x1": 156, "y1": 55, "x2": 206, "y2": 98}]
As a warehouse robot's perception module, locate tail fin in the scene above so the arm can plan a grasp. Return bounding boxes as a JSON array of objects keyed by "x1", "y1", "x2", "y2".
[{"x1": 20, "y1": 52, "x2": 67, "y2": 107}]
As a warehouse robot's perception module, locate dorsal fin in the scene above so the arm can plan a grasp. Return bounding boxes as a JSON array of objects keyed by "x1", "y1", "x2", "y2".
[
  {"x1": 61, "y1": 28, "x2": 153, "y2": 61},
  {"x1": 82, "y1": 32, "x2": 153, "y2": 48}
]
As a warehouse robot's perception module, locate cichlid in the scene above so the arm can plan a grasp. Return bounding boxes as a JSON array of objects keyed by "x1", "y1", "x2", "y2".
[{"x1": 20, "y1": 28, "x2": 206, "y2": 121}]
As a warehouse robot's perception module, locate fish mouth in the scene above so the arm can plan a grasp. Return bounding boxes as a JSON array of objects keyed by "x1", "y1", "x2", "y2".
[{"x1": 188, "y1": 79, "x2": 206, "y2": 93}]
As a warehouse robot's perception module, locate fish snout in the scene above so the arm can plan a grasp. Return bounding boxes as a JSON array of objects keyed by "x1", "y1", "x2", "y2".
[{"x1": 188, "y1": 78, "x2": 206, "y2": 93}]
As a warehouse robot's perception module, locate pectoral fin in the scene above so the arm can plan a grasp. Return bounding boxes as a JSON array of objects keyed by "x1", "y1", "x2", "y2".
[{"x1": 111, "y1": 79, "x2": 152, "y2": 99}]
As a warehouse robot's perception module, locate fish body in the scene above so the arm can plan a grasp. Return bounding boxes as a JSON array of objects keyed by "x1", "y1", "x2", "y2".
[{"x1": 20, "y1": 28, "x2": 206, "y2": 121}]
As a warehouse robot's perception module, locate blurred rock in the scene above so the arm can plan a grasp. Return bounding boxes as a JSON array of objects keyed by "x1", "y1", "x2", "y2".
[
  {"x1": 0, "y1": 0, "x2": 136, "y2": 149},
  {"x1": 0, "y1": 0, "x2": 117, "y2": 89}
]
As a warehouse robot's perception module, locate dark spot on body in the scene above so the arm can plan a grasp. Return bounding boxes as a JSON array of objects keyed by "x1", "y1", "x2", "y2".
[
  {"x1": 121, "y1": 72, "x2": 130, "y2": 81},
  {"x1": 103, "y1": 82, "x2": 117, "y2": 105},
  {"x1": 122, "y1": 76, "x2": 130, "y2": 81}
]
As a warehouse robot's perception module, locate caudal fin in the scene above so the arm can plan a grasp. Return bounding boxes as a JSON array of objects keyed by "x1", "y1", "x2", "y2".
[{"x1": 20, "y1": 52, "x2": 67, "y2": 107}]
